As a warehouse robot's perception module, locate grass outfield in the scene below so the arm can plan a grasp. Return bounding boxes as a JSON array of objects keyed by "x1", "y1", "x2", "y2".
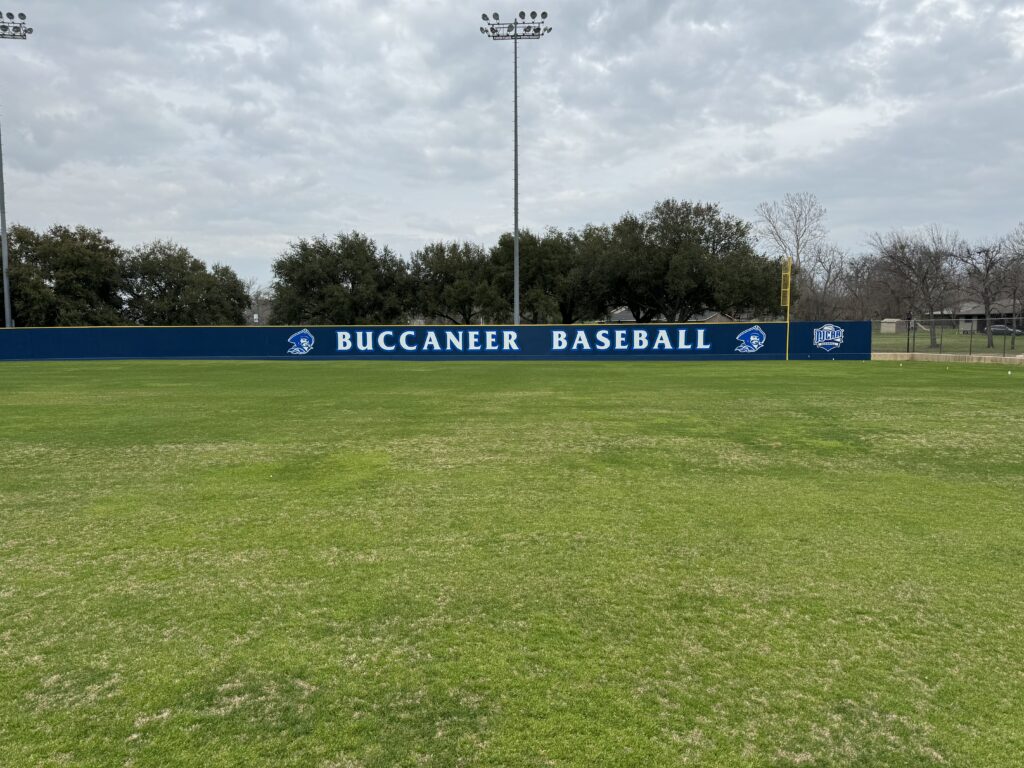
[{"x1": 1, "y1": 360, "x2": 1022, "y2": 767}]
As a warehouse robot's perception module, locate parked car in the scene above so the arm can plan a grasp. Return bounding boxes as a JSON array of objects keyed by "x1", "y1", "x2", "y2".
[{"x1": 987, "y1": 324, "x2": 1024, "y2": 336}]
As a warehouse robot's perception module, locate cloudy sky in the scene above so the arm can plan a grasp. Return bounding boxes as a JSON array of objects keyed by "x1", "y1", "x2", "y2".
[{"x1": 4, "y1": 0, "x2": 1023, "y2": 283}]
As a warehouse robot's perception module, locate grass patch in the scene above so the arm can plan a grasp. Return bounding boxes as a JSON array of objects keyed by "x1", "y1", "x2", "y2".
[
  {"x1": 872, "y1": 329, "x2": 1022, "y2": 356},
  {"x1": 1, "y1": 360, "x2": 1022, "y2": 766}
]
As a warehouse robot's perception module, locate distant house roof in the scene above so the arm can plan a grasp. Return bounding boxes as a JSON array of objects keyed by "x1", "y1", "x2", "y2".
[
  {"x1": 691, "y1": 310, "x2": 736, "y2": 323},
  {"x1": 605, "y1": 308, "x2": 736, "y2": 323},
  {"x1": 937, "y1": 301, "x2": 1017, "y2": 317},
  {"x1": 607, "y1": 307, "x2": 638, "y2": 323}
]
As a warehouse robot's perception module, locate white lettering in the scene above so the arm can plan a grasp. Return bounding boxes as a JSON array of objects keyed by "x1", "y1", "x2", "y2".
[
  {"x1": 445, "y1": 331, "x2": 463, "y2": 352},
  {"x1": 423, "y1": 332, "x2": 441, "y2": 352},
  {"x1": 334, "y1": 325, "x2": 712, "y2": 356}
]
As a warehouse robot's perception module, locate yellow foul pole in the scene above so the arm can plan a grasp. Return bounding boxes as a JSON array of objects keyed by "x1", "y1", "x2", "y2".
[{"x1": 781, "y1": 258, "x2": 793, "y2": 361}]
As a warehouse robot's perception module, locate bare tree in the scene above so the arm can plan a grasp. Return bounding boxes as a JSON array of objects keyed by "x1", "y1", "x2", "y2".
[
  {"x1": 870, "y1": 227, "x2": 960, "y2": 348},
  {"x1": 755, "y1": 193, "x2": 828, "y2": 269},
  {"x1": 801, "y1": 242, "x2": 848, "y2": 319},
  {"x1": 755, "y1": 193, "x2": 828, "y2": 319},
  {"x1": 956, "y1": 240, "x2": 1007, "y2": 349},
  {"x1": 840, "y1": 255, "x2": 874, "y2": 320},
  {"x1": 244, "y1": 278, "x2": 273, "y2": 325},
  {"x1": 1005, "y1": 223, "x2": 1024, "y2": 350},
  {"x1": 841, "y1": 254, "x2": 900, "y2": 320}
]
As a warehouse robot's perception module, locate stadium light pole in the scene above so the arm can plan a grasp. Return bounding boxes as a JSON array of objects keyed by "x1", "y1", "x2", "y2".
[
  {"x1": 479, "y1": 11, "x2": 552, "y2": 326},
  {"x1": 0, "y1": 11, "x2": 34, "y2": 329}
]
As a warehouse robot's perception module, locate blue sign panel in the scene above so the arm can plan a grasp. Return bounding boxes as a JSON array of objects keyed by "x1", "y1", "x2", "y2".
[{"x1": 0, "y1": 322, "x2": 871, "y2": 362}]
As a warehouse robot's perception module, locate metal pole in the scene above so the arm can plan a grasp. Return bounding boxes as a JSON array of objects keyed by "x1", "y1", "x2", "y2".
[
  {"x1": 1, "y1": 12, "x2": 36, "y2": 329},
  {"x1": 513, "y1": 36, "x2": 520, "y2": 326},
  {"x1": 0, "y1": 115, "x2": 12, "y2": 328},
  {"x1": 480, "y1": 13, "x2": 551, "y2": 325}
]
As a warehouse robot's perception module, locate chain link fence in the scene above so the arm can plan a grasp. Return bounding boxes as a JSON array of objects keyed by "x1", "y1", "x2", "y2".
[{"x1": 871, "y1": 317, "x2": 1024, "y2": 357}]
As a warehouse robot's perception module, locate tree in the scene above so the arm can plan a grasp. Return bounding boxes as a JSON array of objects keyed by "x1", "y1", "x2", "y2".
[
  {"x1": 714, "y1": 246, "x2": 781, "y2": 320},
  {"x1": 270, "y1": 232, "x2": 410, "y2": 325},
  {"x1": 603, "y1": 200, "x2": 774, "y2": 322},
  {"x1": 841, "y1": 254, "x2": 893, "y2": 321},
  {"x1": 245, "y1": 279, "x2": 273, "y2": 325},
  {"x1": 956, "y1": 240, "x2": 1007, "y2": 349},
  {"x1": 646, "y1": 199, "x2": 720, "y2": 322},
  {"x1": 206, "y1": 264, "x2": 251, "y2": 325},
  {"x1": 487, "y1": 230, "x2": 557, "y2": 323},
  {"x1": 800, "y1": 243, "x2": 849, "y2": 319},
  {"x1": 756, "y1": 193, "x2": 828, "y2": 318},
  {"x1": 755, "y1": 192, "x2": 827, "y2": 269},
  {"x1": 122, "y1": 241, "x2": 249, "y2": 326},
  {"x1": 410, "y1": 241, "x2": 498, "y2": 325},
  {"x1": 6, "y1": 225, "x2": 58, "y2": 327},
  {"x1": 485, "y1": 226, "x2": 613, "y2": 324},
  {"x1": 535, "y1": 226, "x2": 609, "y2": 324},
  {"x1": 1004, "y1": 223, "x2": 1024, "y2": 350},
  {"x1": 604, "y1": 213, "x2": 661, "y2": 322},
  {"x1": 9, "y1": 225, "x2": 125, "y2": 326},
  {"x1": 555, "y1": 224, "x2": 613, "y2": 323},
  {"x1": 870, "y1": 227, "x2": 959, "y2": 348}
]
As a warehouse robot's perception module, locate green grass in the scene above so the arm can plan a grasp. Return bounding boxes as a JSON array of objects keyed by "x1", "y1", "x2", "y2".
[
  {"x1": 1, "y1": 360, "x2": 1022, "y2": 767},
  {"x1": 872, "y1": 328, "x2": 1023, "y2": 356}
]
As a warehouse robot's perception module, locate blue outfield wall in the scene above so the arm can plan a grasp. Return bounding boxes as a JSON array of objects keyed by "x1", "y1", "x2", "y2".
[{"x1": 0, "y1": 322, "x2": 870, "y2": 362}]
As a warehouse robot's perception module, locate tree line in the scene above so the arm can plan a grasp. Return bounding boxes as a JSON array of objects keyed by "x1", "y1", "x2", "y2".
[
  {"x1": 7, "y1": 196, "x2": 1024, "y2": 346},
  {"x1": 5, "y1": 199, "x2": 782, "y2": 329},
  {"x1": 269, "y1": 199, "x2": 781, "y2": 326},
  {"x1": 6, "y1": 225, "x2": 250, "y2": 327},
  {"x1": 756, "y1": 193, "x2": 1024, "y2": 349}
]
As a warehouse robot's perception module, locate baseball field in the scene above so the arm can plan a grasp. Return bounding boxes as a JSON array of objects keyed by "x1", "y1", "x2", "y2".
[{"x1": 1, "y1": 360, "x2": 1021, "y2": 766}]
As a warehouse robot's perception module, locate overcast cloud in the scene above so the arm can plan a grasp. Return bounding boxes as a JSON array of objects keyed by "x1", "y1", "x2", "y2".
[{"x1": 3, "y1": 0, "x2": 1023, "y2": 283}]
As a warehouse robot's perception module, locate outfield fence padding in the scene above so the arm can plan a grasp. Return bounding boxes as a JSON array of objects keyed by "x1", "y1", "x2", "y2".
[{"x1": 0, "y1": 322, "x2": 871, "y2": 362}]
